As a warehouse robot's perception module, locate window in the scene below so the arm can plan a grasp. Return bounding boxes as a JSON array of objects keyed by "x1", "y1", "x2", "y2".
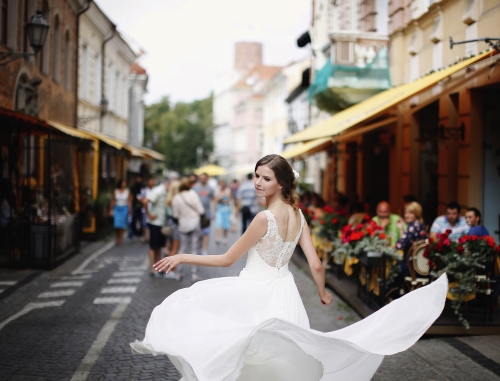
[
  {"x1": 1, "y1": 0, "x2": 7, "y2": 45},
  {"x1": 81, "y1": 44, "x2": 88, "y2": 99},
  {"x1": 107, "y1": 63, "x2": 114, "y2": 110},
  {"x1": 94, "y1": 54, "x2": 101, "y2": 105},
  {"x1": 64, "y1": 31, "x2": 70, "y2": 90},
  {"x1": 23, "y1": 0, "x2": 35, "y2": 52},
  {"x1": 336, "y1": 41, "x2": 353, "y2": 64},
  {"x1": 52, "y1": 15, "x2": 60, "y2": 82},
  {"x1": 38, "y1": 0, "x2": 49, "y2": 74}
]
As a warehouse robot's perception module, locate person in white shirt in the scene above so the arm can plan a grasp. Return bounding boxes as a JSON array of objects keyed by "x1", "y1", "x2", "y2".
[
  {"x1": 172, "y1": 177, "x2": 205, "y2": 282},
  {"x1": 144, "y1": 180, "x2": 168, "y2": 277}
]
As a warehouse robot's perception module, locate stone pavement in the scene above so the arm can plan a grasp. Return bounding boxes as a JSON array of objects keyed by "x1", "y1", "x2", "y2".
[{"x1": 0, "y1": 225, "x2": 499, "y2": 380}]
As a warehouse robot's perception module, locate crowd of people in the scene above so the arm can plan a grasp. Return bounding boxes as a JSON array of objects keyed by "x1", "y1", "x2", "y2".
[
  {"x1": 300, "y1": 191, "x2": 492, "y2": 254},
  {"x1": 110, "y1": 172, "x2": 264, "y2": 282}
]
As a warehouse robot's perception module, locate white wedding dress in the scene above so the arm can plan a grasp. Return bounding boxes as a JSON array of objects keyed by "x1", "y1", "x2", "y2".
[{"x1": 131, "y1": 210, "x2": 448, "y2": 381}]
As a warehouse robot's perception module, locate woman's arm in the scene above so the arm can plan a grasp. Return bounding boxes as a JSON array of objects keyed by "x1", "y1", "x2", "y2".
[
  {"x1": 298, "y1": 222, "x2": 332, "y2": 306},
  {"x1": 154, "y1": 212, "x2": 268, "y2": 272}
]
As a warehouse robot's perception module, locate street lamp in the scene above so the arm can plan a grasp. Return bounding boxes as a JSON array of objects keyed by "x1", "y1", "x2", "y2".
[{"x1": 0, "y1": 10, "x2": 50, "y2": 66}]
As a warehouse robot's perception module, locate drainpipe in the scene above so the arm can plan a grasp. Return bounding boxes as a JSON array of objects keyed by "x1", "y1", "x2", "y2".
[
  {"x1": 74, "y1": 0, "x2": 92, "y2": 128},
  {"x1": 100, "y1": 24, "x2": 117, "y2": 133}
]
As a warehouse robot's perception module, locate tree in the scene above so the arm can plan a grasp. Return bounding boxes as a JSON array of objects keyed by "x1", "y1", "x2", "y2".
[{"x1": 144, "y1": 94, "x2": 213, "y2": 174}]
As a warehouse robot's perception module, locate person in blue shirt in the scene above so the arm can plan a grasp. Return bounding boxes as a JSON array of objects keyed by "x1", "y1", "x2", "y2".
[{"x1": 465, "y1": 207, "x2": 490, "y2": 237}]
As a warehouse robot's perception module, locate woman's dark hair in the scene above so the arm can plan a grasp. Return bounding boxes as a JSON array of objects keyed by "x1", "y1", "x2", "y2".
[
  {"x1": 116, "y1": 179, "x2": 126, "y2": 189},
  {"x1": 255, "y1": 154, "x2": 299, "y2": 210}
]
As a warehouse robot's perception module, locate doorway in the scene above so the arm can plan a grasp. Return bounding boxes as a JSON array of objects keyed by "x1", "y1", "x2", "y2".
[{"x1": 482, "y1": 88, "x2": 500, "y2": 239}]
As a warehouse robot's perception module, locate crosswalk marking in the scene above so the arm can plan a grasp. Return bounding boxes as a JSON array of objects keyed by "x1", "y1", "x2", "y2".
[
  {"x1": 112, "y1": 271, "x2": 143, "y2": 277},
  {"x1": 118, "y1": 265, "x2": 146, "y2": 271},
  {"x1": 93, "y1": 297, "x2": 132, "y2": 304},
  {"x1": 38, "y1": 290, "x2": 76, "y2": 298},
  {"x1": 100, "y1": 286, "x2": 137, "y2": 294},
  {"x1": 0, "y1": 281, "x2": 17, "y2": 286},
  {"x1": 58, "y1": 274, "x2": 93, "y2": 280},
  {"x1": 50, "y1": 281, "x2": 85, "y2": 288},
  {"x1": 107, "y1": 278, "x2": 141, "y2": 284}
]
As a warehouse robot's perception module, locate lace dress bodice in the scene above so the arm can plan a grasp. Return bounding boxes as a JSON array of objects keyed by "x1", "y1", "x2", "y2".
[{"x1": 252, "y1": 210, "x2": 305, "y2": 268}]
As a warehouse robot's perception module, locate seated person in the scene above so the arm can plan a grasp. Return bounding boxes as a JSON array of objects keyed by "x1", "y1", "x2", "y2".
[
  {"x1": 348, "y1": 202, "x2": 367, "y2": 226},
  {"x1": 465, "y1": 207, "x2": 490, "y2": 237},
  {"x1": 395, "y1": 202, "x2": 428, "y2": 253},
  {"x1": 430, "y1": 201, "x2": 469, "y2": 242},
  {"x1": 372, "y1": 201, "x2": 405, "y2": 246}
]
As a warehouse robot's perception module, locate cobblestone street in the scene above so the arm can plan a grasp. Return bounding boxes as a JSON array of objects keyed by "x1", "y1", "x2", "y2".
[{"x1": 1, "y1": 227, "x2": 500, "y2": 380}]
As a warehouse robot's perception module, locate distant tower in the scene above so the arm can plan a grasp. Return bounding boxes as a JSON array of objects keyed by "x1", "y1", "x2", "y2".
[{"x1": 234, "y1": 42, "x2": 263, "y2": 71}]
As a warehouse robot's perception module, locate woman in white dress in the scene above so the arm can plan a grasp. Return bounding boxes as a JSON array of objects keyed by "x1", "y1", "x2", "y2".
[{"x1": 131, "y1": 154, "x2": 447, "y2": 381}]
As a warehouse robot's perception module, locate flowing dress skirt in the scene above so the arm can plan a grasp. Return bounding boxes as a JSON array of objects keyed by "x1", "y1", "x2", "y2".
[{"x1": 131, "y1": 252, "x2": 447, "y2": 381}]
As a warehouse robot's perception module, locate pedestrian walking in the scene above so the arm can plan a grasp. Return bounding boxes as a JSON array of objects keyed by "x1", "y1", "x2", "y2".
[
  {"x1": 192, "y1": 173, "x2": 214, "y2": 256},
  {"x1": 139, "y1": 177, "x2": 155, "y2": 242},
  {"x1": 214, "y1": 179, "x2": 232, "y2": 245},
  {"x1": 129, "y1": 175, "x2": 145, "y2": 239},
  {"x1": 144, "y1": 179, "x2": 168, "y2": 277},
  {"x1": 237, "y1": 173, "x2": 258, "y2": 234},
  {"x1": 163, "y1": 179, "x2": 182, "y2": 280},
  {"x1": 133, "y1": 154, "x2": 447, "y2": 381},
  {"x1": 109, "y1": 179, "x2": 132, "y2": 246},
  {"x1": 172, "y1": 177, "x2": 205, "y2": 282}
]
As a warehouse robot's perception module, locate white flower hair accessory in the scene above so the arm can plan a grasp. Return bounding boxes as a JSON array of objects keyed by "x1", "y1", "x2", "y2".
[{"x1": 292, "y1": 169, "x2": 300, "y2": 179}]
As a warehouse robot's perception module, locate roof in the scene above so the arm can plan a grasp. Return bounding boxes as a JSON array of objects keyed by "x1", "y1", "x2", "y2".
[
  {"x1": 130, "y1": 62, "x2": 147, "y2": 74},
  {"x1": 233, "y1": 64, "x2": 283, "y2": 89}
]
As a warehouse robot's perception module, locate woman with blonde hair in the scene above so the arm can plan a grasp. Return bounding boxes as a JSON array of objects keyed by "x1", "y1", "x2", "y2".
[
  {"x1": 131, "y1": 155, "x2": 448, "y2": 381},
  {"x1": 163, "y1": 179, "x2": 181, "y2": 280},
  {"x1": 395, "y1": 201, "x2": 428, "y2": 253}
]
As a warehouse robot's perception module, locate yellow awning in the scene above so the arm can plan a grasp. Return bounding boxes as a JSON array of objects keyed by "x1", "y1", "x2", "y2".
[
  {"x1": 124, "y1": 145, "x2": 146, "y2": 158},
  {"x1": 47, "y1": 120, "x2": 96, "y2": 141},
  {"x1": 82, "y1": 130, "x2": 125, "y2": 150},
  {"x1": 139, "y1": 146, "x2": 165, "y2": 161},
  {"x1": 281, "y1": 138, "x2": 332, "y2": 159},
  {"x1": 284, "y1": 50, "x2": 495, "y2": 144}
]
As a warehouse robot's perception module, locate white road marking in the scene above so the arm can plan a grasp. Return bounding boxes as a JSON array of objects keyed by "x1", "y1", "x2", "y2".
[
  {"x1": 0, "y1": 300, "x2": 65, "y2": 331},
  {"x1": 93, "y1": 297, "x2": 132, "y2": 304},
  {"x1": 118, "y1": 265, "x2": 146, "y2": 271},
  {"x1": 70, "y1": 302, "x2": 129, "y2": 381},
  {"x1": 0, "y1": 289, "x2": 4, "y2": 294},
  {"x1": 38, "y1": 290, "x2": 76, "y2": 298},
  {"x1": 58, "y1": 274, "x2": 93, "y2": 280},
  {"x1": 107, "y1": 278, "x2": 141, "y2": 284},
  {"x1": 112, "y1": 271, "x2": 143, "y2": 277},
  {"x1": 0, "y1": 281, "x2": 17, "y2": 286},
  {"x1": 72, "y1": 240, "x2": 115, "y2": 275},
  {"x1": 51, "y1": 281, "x2": 84, "y2": 288},
  {"x1": 100, "y1": 286, "x2": 137, "y2": 294}
]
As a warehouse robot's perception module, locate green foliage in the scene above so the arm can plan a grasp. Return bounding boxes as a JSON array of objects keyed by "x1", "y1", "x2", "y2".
[{"x1": 144, "y1": 95, "x2": 214, "y2": 173}]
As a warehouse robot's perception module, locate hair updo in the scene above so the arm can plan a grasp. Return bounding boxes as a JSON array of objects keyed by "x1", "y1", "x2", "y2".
[{"x1": 255, "y1": 154, "x2": 300, "y2": 211}]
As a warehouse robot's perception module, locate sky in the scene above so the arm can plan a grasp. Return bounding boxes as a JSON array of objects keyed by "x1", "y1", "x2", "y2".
[{"x1": 95, "y1": 0, "x2": 312, "y2": 105}]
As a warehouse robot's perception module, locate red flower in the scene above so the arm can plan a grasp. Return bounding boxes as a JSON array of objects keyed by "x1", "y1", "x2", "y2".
[
  {"x1": 443, "y1": 238, "x2": 451, "y2": 246},
  {"x1": 445, "y1": 229, "x2": 452, "y2": 235},
  {"x1": 323, "y1": 206, "x2": 334, "y2": 214},
  {"x1": 495, "y1": 245, "x2": 500, "y2": 253},
  {"x1": 486, "y1": 236, "x2": 495, "y2": 248},
  {"x1": 457, "y1": 246, "x2": 464, "y2": 254},
  {"x1": 355, "y1": 223, "x2": 364, "y2": 230},
  {"x1": 380, "y1": 233, "x2": 386, "y2": 240},
  {"x1": 471, "y1": 235, "x2": 478, "y2": 241},
  {"x1": 320, "y1": 220, "x2": 325, "y2": 225},
  {"x1": 332, "y1": 218, "x2": 339, "y2": 224},
  {"x1": 423, "y1": 248, "x2": 430, "y2": 258},
  {"x1": 363, "y1": 215, "x2": 371, "y2": 222},
  {"x1": 458, "y1": 235, "x2": 470, "y2": 244},
  {"x1": 435, "y1": 242, "x2": 443, "y2": 252}
]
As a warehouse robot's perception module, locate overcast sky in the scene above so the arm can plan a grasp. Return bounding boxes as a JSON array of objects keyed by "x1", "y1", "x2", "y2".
[{"x1": 95, "y1": 0, "x2": 312, "y2": 105}]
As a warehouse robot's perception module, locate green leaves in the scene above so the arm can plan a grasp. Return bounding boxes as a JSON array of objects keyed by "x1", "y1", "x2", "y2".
[{"x1": 144, "y1": 95, "x2": 214, "y2": 173}]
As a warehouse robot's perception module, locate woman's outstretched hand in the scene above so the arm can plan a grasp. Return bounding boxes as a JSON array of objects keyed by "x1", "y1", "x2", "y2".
[
  {"x1": 319, "y1": 291, "x2": 333, "y2": 306},
  {"x1": 154, "y1": 255, "x2": 184, "y2": 273}
]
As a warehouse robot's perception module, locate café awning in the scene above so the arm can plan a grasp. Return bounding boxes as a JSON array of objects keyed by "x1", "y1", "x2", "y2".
[
  {"x1": 139, "y1": 146, "x2": 165, "y2": 162},
  {"x1": 281, "y1": 137, "x2": 332, "y2": 159},
  {"x1": 284, "y1": 50, "x2": 495, "y2": 144},
  {"x1": 47, "y1": 120, "x2": 96, "y2": 141}
]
